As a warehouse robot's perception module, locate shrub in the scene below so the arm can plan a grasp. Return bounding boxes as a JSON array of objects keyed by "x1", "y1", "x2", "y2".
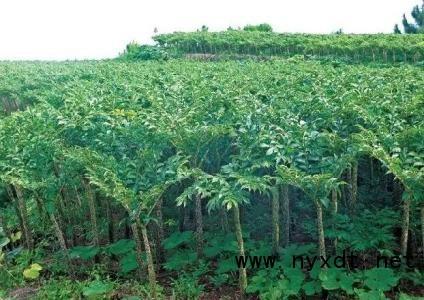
[
  {"x1": 243, "y1": 23, "x2": 273, "y2": 32},
  {"x1": 120, "y1": 43, "x2": 168, "y2": 61}
]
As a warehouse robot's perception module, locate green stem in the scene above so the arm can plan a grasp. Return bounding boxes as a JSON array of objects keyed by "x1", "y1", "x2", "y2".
[
  {"x1": 233, "y1": 205, "x2": 247, "y2": 298},
  {"x1": 281, "y1": 184, "x2": 290, "y2": 247},
  {"x1": 195, "y1": 194, "x2": 204, "y2": 259},
  {"x1": 131, "y1": 221, "x2": 145, "y2": 281},
  {"x1": 14, "y1": 185, "x2": 33, "y2": 250},
  {"x1": 401, "y1": 198, "x2": 410, "y2": 257},
  {"x1": 421, "y1": 205, "x2": 424, "y2": 255},
  {"x1": 351, "y1": 161, "x2": 358, "y2": 214},
  {"x1": 220, "y1": 207, "x2": 229, "y2": 233},
  {"x1": 84, "y1": 181, "x2": 100, "y2": 247},
  {"x1": 140, "y1": 223, "x2": 157, "y2": 300},
  {"x1": 271, "y1": 186, "x2": 280, "y2": 255},
  {"x1": 155, "y1": 197, "x2": 165, "y2": 264},
  {"x1": 315, "y1": 201, "x2": 326, "y2": 263}
]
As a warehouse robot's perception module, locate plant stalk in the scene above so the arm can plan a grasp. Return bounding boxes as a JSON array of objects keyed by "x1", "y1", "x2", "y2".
[{"x1": 233, "y1": 205, "x2": 247, "y2": 299}]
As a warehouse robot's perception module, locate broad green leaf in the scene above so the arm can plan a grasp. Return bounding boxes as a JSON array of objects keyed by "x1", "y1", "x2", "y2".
[
  {"x1": 0, "y1": 237, "x2": 10, "y2": 248},
  {"x1": 10, "y1": 231, "x2": 22, "y2": 243},
  {"x1": 69, "y1": 246, "x2": 100, "y2": 260},
  {"x1": 163, "y1": 250, "x2": 197, "y2": 271},
  {"x1": 23, "y1": 268, "x2": 40, "y2": 280},
  {"x1": 23, "y1": 263, "x2": 43, "y2": 280},
  {"x1": 363, "y1": 268, "x2": 399, "y2": 291},
  {"x1": 354, "y1": 288, "x2": 387, "y2": 300},
  {"x1": 216, "y1": 257, "x2": 239, "y2": 274},
  {"x1": 106, "y1": 239, "x2": 135, "y2": 255},
  {"x1": 163, "y1": 231, "x2": 193, "y2": 250},
  {"x1": 82, "y1": 280, "x2": 113, "y2": 297},
  {"x1": 119, "y1": 252, "x2": 139, "y2": 274},
  {"x1": 303, "y1": 280, "x2": 321, "y2": 296}
]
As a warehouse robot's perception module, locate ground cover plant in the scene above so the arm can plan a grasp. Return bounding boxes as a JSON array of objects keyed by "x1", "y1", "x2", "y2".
[{"x1": 0, "y1": 38, "x2": 423, "y2": 299}]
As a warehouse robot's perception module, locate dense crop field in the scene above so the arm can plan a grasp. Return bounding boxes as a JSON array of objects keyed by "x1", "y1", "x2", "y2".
[
  {"x1": 0, "y1": 57, "x2": 423, "y2": 299},
  {"x1": 154, "y1": 31, "x2": 424, "y2": 63}
]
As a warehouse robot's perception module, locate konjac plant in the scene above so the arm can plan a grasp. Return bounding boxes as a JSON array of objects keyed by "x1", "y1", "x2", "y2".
[{"x1": 0, "y1": 40, "x2": 423, "y2": 299}]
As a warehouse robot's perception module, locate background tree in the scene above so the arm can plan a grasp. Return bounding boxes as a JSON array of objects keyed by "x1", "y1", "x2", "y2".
[
  {"x1": 243, "y1": 23, "x2": 273, "y2": 32},
  {"x1": 394, "y1": 1, "x2": 424, "y2": 33}
]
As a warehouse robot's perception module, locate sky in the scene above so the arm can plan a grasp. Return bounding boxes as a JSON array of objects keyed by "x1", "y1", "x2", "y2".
[{"x1": 0, "y1": 0, "x2": 421, "y2": 61}]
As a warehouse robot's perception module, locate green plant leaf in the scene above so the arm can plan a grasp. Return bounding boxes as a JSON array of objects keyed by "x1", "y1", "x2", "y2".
[
  {"x1": 216, "y1": 257, "x2": 239, "y2": 274},
  {"x1": 82, "y1": 280, "x2": 113, "y2": 297},
  {"x1": 10, "y1": 231, "x2": 22, "y2": 243},
  {"x1": 354, "y1": 288, "x2": 387, "y2": 300},
  {"x1": 23, "y1": 263, "x2": 43, "y2": 280},
  {"x1": 163, "y1": 231, "x2": 193, "y2": 250},
  {"x1": 339, "y1": 272, "x2": 355, "y2": 295},
  {"x1": 23, "y1": 268, "x2": 40, "y2": 280},
  {"x1": 363, "y1": 268, "x2": 399, "y2": 292},
  {"x1": 106, "y1": 239, "x2": 135, "y2": 256},
  {"x1": 69, "y1": 246, "x2": 100, "y2": 260},
  {"x1": 119, "y1": 252, "x2": 139, "y2": 274},
  {"x1": 303, "y1": 280, "x2": 322, "y2": 296},
  {"x1": 163, "y1": 250, "x2": 197, "y2": 271},
  {"x1": 0, "y1": 237, "x2": 10, "y2": 248}
]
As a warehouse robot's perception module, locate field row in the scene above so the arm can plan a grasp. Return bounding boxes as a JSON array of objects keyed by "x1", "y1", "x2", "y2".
[{"x1": 153, "y1": 31, "x2": 424, "y2": 62}]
